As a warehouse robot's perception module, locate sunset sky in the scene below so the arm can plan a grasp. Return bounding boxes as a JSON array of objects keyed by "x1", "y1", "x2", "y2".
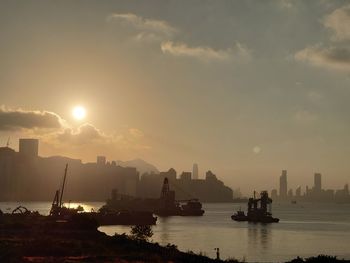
[{"x1": 1, "y1": 0, "x2": 350, "y2": 193}]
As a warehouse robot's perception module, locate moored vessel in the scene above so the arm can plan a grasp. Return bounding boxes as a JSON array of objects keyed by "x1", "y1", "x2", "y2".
[
  {"x1": 105, "y1": 177, "x2": 205, "y2": 217},
  {"x1": 231, "y1": 191, "x2": 279, "y2": 223}
]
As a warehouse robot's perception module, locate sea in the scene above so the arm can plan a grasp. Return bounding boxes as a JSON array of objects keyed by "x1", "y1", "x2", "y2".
[{"x1": 1, "y1": 201, "x2": 349, "y2": 263}]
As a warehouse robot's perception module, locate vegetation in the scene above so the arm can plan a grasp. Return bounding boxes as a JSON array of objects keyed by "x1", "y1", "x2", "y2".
[
  {"x1": 0, "y1": 221, "x2": 347, "y2": 262},
  {"x1": 130, "y1": 225, "x2": 154, "y2": 241},
  {"x1": 287, "y1": 255, "x2": 347, "y2": 263}
]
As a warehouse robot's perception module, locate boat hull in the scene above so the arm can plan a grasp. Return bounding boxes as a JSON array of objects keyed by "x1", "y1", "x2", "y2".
[
  {"x1": 91, "y1": 212, "x2": 157, "y2": 226},
  {"x1": 231, "y1": 215, "x2": 279, "y2": 223}
]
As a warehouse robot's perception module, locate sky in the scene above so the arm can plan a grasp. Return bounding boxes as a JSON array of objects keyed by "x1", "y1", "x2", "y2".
[{"x1": 0, "y1": 0, "x2": 350, "y2": 194}]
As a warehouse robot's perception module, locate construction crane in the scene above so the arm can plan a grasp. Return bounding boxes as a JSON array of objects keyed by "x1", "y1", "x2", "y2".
[{"x1": 50, "y1": 164, "x2": 68, "y2": 216}]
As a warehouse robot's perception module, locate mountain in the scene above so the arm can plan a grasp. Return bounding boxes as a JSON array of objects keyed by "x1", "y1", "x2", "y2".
[{"x1": 116, "y1": 158, "x2": 159, "y2": 175}]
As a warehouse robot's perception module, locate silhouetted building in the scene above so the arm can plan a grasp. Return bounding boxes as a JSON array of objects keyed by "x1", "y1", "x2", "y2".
[
  {"x1": 160, "y1": 168, "x2": 177, "y2": 181},
  {"x1": 272, "y1": 172, "x2": 349, "y2": 203},
  {"x1": 97, "y1": 156, "x2": 106, "y2": 165},
  {"x1": 0, "y1": 139, "x2": 141, "y2": 201},
  {"x1": 138, "y1": 169, "x2": 233, "y2": 202},
  {"x1": 192, "y1": 163, "x2": 199, "y2": 180},
  {"x1": 279, "y1": 170, "x2": 287, "y2": 199},
  {"x1": 19, "y1": 138, "x2": 39, "y2": 157},
  {"x1": 314, "y1": 173, "x2": 322, "y2": 192},
  {"x1": 180, "y1": 172, "x2": 192, "y2": 181}
]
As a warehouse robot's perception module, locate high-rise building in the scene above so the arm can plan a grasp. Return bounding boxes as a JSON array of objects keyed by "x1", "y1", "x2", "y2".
[
  {"x1": 296, "y1": 186, "x2": 302, "y2": 197},
  {"x1": 19, "y1": 139, "x2": 39, "y2": 157},
  {"x1": 279, "y1": 170, "x2": 287, "y2": 198},
  {"x1": 97, "y1": 156, "x2": 106, "y2": 165},
  {"x1": 192, "y1": 163, "x2": 199, "y2": 180},
  {"x1": 314, "y1": 173, "x2": 322, "y2": 191}
]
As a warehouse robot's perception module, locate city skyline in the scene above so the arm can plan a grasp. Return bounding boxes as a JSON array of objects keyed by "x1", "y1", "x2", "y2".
[
  {"x1": 1, "y1": 1, "x2": 350, "y2": 193},
  {"x1": 2, "y1": 137, "x2": 348, "y2": 196}
]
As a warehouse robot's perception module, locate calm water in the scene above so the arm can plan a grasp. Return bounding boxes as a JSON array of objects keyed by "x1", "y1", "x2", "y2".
[{"x1": 1, "y1": 202, "x2": 349, "y2": 262}]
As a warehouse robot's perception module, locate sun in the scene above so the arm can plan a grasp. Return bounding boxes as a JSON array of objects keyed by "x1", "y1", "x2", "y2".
[{"x1": 72, "y1": 106, "x2": 86, "y2": 120}]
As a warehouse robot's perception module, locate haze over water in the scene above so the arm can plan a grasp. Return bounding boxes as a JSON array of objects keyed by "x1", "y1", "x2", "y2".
[{"x1": 1, "y1": 202, "x2": 349, "y2": 262}]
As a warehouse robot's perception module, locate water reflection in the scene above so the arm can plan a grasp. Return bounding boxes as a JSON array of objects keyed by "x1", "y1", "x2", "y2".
[
  {"x1": 247, "y1": 224, "x2": 271, "y2": 252},
  {"x1": 159, "y1": 217, "x2": 170, "y2": 244}
]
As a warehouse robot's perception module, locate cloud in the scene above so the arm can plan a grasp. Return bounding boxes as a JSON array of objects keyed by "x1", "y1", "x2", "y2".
[
  {"x1": 295, "y1": 4, "x2": 350, "y2": 72},
  {"x1": 161, "y1": 41, "x2": 251, "y2": 62},
  {"x1": 55, "y1": 123, "x2": 107, "y2": 145},
  {"x1": 44, "y1": 124, "x2": 149, "y2": 151},
  {"x1": 0, "y1": 106, "x2": 64, "y2": 131},
  {"x1": 0, "y1": 105, "x2": 150, "y2": 154},
  {"x1": 295, "y1": 44, "x2": 350, "y2": 71},
  {"x1": 323, "y1": 4, "x2": 350, "y2": 42},
  {"x1": 128, "y1": 128, "x2": 144, "y2": 138},
  {"x1": 107, "y1": 13, "x2": 177, "y2": 37}
]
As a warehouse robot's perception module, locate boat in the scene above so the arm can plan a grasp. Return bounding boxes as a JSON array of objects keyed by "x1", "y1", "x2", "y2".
[
  {"x1": 231, "y1": 191, "x2": 279, "y2": 223},
  {"x1": 180, "y1": 199, "x2": 205, "y2": 216},
  {"x1": 105, "y1": 177, "x2": 205, "y2": 217},
  {"x1": 231, "y1": 209, "x2": 246, "y2": 221},
  {"x1": 50, "y1": 164, "x2": 157, "y2": 226}
]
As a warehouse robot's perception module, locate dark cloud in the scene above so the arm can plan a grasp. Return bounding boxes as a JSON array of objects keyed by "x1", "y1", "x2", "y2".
[
  {"x1": 295, "y1": 45, "x2": 350, "y2": 71},
  {"x1": 0, "y1": 107, "x2": 63, "y2": 130}
]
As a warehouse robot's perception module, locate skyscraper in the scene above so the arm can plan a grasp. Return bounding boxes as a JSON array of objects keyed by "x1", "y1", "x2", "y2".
[
  {"x1": 19, "y1": 138, "x2": 39, "y2": 157},
  {"x1": 314, "y1": 173, "x2": 322, "y2": 192},
  {"x1": 279, "y1": 170, "x2": 287, "y2": 198},
  {"x1": 192, "y1": 163, "x2": 199, "y2": 180}
]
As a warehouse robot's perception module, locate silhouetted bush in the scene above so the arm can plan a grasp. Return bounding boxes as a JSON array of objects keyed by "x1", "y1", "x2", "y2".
[{"x1": 130, "y1": 225, "x2": 153, "y2": 241}]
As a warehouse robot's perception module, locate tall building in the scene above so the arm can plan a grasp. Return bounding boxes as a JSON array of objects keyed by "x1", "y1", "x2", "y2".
[
  {"x1": 19, "y1": 139, "x2": 39, "y2": 157},
  {"x1": 279, "y1": 170, "x2": 287, "y2": 198},
  {"x1": 192, "y1": 163, "x2": 199, "y2": 180},
  {"x1": 296, "y1": 186, "x2": 302, "y2": 197},
  {"x1": 314, "y1": 173, "x2": 322, "y2": 191},
  {"x1": 97, "y1": 156, "x2": 106, "y2": 165}
]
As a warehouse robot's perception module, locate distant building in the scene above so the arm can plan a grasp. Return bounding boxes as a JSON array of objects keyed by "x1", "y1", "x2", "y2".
[
  {"x1": 180, "y1": 172, "x2": 192, "y2": 181},
  {"x1": 314, "y1": 173, "x2": 322, "y2": 192},
  {"x1": 160, "y1": 168, "x2": 177, "y2": 181},
  {"x1": 97, "y1": 156, "x2": 106, "y2": 165},
  {"x1": 279, "y1": 170, "x2": 287, "y2": 198},
  {"x1": 19, "y1": 139, "x2": 39, "y2": 157},
  {"x1": 295, "y1": 186, "x2": 301, "y2": 197},
  {"x1": 192, "y1": 163, "x2": 199, "y2": 180}
]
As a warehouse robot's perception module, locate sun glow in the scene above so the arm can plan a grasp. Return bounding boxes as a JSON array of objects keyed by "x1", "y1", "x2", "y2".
[{"x1": 72, "y1": 106, "x2": 86, "y2": 120}]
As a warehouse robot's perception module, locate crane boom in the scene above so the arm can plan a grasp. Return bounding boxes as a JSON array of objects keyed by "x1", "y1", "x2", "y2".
[{"x1": 59, "y1": 164, "x2": 68, "y2": 208}]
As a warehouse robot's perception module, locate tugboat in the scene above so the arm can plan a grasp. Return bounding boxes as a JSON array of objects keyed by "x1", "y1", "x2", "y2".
[
  {"x1": 231, "y1": 191, "x2": 279, "y2": 223},
  {"x1": 180, "y1": 199, "x2": 205, "y2": 216}
]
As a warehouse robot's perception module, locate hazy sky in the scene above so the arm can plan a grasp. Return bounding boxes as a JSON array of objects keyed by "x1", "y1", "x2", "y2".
[{"x1": 1, "y1": 0, "x2": 350, "y2": 193}]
